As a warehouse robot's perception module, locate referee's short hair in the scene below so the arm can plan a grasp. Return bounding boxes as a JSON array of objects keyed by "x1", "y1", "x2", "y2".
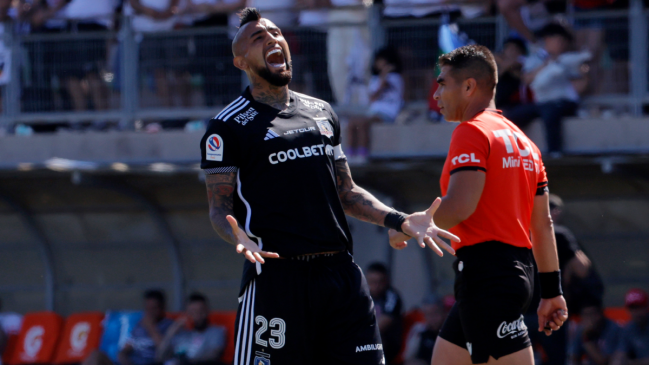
[
  {"x1": 239, "y1": 7, "x2": 262, "y2": 27},
  {"x1": 438, "y1": 45, "x2": 498, "y2": 92}
]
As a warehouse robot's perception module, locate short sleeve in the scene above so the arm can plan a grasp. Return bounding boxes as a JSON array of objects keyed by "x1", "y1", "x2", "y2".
[
  {"x1": 447, "y1": 123, "x2": 489, "y2": 175},
  {"x1": 326, "y1": 104, "x2": 346, "y2": 161},
  {"x1": 200, "y1": 120, "x2": 240, "y2": 174}
]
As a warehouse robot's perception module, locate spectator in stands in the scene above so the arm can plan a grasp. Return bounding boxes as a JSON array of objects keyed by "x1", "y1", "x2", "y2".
[
  {"x1": 0, "y1": 297, "x2": 22, "y2": 365},
  {"x1": 496, "y1": 0, "x2": 538, "y2": 44},
  {"x1": 366, "y1": 262, "x2": 403, "y2": 365},
  {"x1": 296, "y1": 0, "x2": 337, "y2": 102},
  {"x1": 118, "y1": 290, "x2": 174, "y2": 365},
  {"x1": 58, "y1": 0, "x2": 116, "y2": 114},
  {"x1": 20, "y1": 0, "x2": 70, "y2": 114},
  {"x1": 346, "y1": 47, "x2": 404, "y2": 164},
  {"x1": 569, "y1": 299, "x2": 622, "y2": 365},
  {"x1": 612, "y1": 289, "x2": 649, "y2": 365},
  {"x1": 0, "y1": 297, "x2": 23, "y2": 343},
  {"x1": 157, "y1": 293, "x2": 226, "y2": 365},
  {"x1": 525, "y1": 194, "x2": 603, "y2": 365},
  {"x1": 504, "y1": 23, "x2": 590, "y2": 155},
  {"x1": 182, "y1": 0, "x2": 244, "y2": 107},
  {"x1": 402, "y1": 296, "x2": 446, "y2": 365},
  {"x1": 572, "y1": 0, "x2": 626, "y2": 96},
  {"x1": 495, "y1": 37, "x2": 532, "y2": 112},
  {"x1": 549, "y1": 194, "x2": 604, "y2": 316},
  {"x1": 126, "y1": 0, "x2": 185, "y2": 108}
]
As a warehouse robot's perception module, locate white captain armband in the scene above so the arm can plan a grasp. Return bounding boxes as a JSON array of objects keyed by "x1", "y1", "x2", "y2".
[
  {"x1": 333, "y1": 145, "x2": 346, "y2": 161},
  {"x1": 203, "y1": 166, "x2": 238, "y2": 175}
]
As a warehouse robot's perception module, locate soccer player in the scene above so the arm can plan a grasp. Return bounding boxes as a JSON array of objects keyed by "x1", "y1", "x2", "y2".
[
  {"x1": 389, "y1": 45, "x2": 569, "y2": 365},
  {"x1": 200, "y1": 8, "x2": 459, "y2": 365}
]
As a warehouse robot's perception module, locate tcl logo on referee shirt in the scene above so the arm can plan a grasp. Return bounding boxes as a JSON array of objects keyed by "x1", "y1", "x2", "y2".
[
  {"x1": 268, "y1": 144, "x2": 334, "y2": 164},
  {"x1": 451, "y1": 153, "x2": 481, "y2": 165}
]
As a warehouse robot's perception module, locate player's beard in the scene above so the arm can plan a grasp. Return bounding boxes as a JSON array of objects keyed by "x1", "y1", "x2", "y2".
[{"x1": 256, "y1": 60, "x2": 292, "y2": 87}]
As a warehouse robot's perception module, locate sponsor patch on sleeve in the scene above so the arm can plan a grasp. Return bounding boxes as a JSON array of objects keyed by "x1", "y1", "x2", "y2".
[{"x1": 206, "y1": 134, "x2": 224, "y2": 161}]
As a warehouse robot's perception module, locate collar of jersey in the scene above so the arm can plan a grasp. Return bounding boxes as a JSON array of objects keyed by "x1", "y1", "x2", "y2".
[{"x1": 243, "y1": 86, "x2": 298, "y2": 117}]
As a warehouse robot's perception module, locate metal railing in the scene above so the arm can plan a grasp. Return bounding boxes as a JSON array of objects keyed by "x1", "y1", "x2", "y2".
[{"x1": 0, "y1": 3, "x2": 648, "y2": 130}]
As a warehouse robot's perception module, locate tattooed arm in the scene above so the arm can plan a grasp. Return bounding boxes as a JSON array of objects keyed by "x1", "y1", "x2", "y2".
[
  {"x1": 205, "y1": 172, "x2": 279, "y2": 263},
  {"x1": 335, "y1": 159, "x2": 394, "y2": 225},
  {"x1": 205, "y1": 172, "x2": 238, "y2": 245},
  {"x1": 336, "y1": 159, "x2": 460, "y2": 256}
]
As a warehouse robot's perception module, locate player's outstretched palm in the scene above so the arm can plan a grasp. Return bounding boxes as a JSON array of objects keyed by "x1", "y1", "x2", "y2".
[
  {"x1": 391, "y1": 198, "x2": 461, "y2": 257},
  {"x1": 226, "y1": 215, "x2": 280, "y2": 264}
]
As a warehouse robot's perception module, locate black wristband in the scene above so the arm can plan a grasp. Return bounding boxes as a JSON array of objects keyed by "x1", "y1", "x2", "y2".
[
  {"x1": 539, "y1": 271, "x2": 563, "y2": 299},
  {"x1": 384, "y1": 210, "x2": 407, "y2": 233}
]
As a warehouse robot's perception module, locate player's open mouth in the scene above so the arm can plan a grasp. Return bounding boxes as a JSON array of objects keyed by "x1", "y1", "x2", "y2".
[{"x1": 265, "y1": 48, "x2": 286, "y2": 70}]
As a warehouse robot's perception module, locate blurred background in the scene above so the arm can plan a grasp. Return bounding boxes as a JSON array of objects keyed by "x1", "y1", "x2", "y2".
[{"x1": 0, "y1": 0, "x2": 648, "y2": 364}]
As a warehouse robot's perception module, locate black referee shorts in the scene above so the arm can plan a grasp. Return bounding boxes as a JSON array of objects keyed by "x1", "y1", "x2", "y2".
[
  {"x1": 439, "y1": 241, "x2": 534, "y2": 364},
  {"x1": 234, "y1": 251, "x2": 385, "y2": 365}
]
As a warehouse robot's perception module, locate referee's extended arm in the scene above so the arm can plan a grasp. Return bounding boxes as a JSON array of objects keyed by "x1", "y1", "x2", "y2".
[
  {"x1": 335, "y1": 160, "x2": 459, "y2": 256},
  {"x1": 205, "y1": 173, "x2": 279, "y2": 264},
  {"x1": 531, "y1": 191, "x2": 569, "y2": 336}
]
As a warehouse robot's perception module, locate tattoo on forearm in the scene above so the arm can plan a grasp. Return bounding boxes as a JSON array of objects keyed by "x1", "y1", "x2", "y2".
[
  {"x1": 335, "y1": 160, "x2": 390, "y2": 225},
  {"x1": 205, "y1": 172, "x2": 237, "y2": 244}
]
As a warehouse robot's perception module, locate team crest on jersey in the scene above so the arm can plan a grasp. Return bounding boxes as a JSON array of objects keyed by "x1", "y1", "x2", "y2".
[
  {"x1": 314, "y1": 117, "x2": 334, "y2": 138},
  {"x1": 253, "y1": 356, "x2": 270, "y2": 365},
  {"x1": 206, "y1": 134, "x2": 223, "y2": 161}
]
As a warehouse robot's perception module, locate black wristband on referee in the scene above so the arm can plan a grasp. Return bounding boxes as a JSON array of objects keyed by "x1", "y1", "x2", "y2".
[
  {"x1": 384, "y1": 210, "x2": 407, "y2": 233},
  {"x1": 539, "y1": 271, "x2": 563, "y2": 299}
]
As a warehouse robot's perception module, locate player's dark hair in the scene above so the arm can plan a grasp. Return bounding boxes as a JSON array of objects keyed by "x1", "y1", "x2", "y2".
[
  {"x1": 504, "y1": 37, "x2": 528, "y2": 56},
  {"x1": 367, "y1": 262, "x2": 389, "y2": 276},
  {"x1": 187, "y1": 292, "x2": 208, "y2": 305},
  {"x1": 144, "y1": 289, "x2": 166, "y2": 306},
  {"x1": 371, "y1": 46, "x2": 402, "y2": 75},
  {"x1": 536, "y1": 22, "x2": 573, "y2": 43},
  {"x1": 438, "y1": 45, "x2": 498, "y2": 91},
  {"x1": 239, "y1": 7, "x2": 262, "y2": 28}
]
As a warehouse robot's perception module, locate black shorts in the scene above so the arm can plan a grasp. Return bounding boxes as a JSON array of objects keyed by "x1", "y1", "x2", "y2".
[
  {"x1": 439, "y1": 241, "x2": 534, "y2": 364},
  {"x1": 234, "y1": 251, "x2": 384, "y2": 365}
]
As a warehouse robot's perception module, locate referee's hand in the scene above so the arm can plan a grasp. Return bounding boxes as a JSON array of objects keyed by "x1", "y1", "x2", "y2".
[
  {"x1": 226, "y1": 215, "x2": 280, "y2": 264},
  {"x1": 537, "y1": 296, "x2": 569, "y2": 336},
  {"x1": 388, "y1": 198, "x2": 460, "y2": 257}
]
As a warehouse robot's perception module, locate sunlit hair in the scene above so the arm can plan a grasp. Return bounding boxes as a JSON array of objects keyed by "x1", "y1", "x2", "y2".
[
  {"x1": 438, "y1": 45, "x2": 498, "y2": 91},
  {"x1": 239, "y1": 7, "x2": 261, "y2": 28}
]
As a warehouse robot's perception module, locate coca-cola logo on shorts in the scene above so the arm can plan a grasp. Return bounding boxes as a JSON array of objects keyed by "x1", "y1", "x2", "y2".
[{"x1": 496, "y1": 315, "x2": 528, "y2": 339}]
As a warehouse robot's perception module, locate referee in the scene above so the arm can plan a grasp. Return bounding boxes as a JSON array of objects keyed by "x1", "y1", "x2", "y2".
[
  {"x1": 200, "y1": 8, "x2": 459, "y2": 365},
  {"x1": 390, "y1": 45, "x2": 568, "y2": 365}
]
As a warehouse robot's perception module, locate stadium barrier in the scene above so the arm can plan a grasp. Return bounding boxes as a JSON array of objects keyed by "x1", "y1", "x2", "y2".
[
  {"x1": 2, "y1": 310, "x2": 237, "y2": 365},
  {"x1": 0, "y1": 5, "x2": 647, "y2": 128}
]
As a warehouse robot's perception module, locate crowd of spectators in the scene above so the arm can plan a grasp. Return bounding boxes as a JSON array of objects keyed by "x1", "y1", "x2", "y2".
[
  {"x1": 0, "y1": 0, "x2": 643, "y2": 153},
  {"x1": 81, "y1": 290, "x2": 226, "y2": 365}
]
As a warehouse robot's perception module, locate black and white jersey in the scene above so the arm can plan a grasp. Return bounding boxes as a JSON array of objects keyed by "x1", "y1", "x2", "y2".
[{"x1": 200, "y1": 87, "x2": 352, "y2": 259}]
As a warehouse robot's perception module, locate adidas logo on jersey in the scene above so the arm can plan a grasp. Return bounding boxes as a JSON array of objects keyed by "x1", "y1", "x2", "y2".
[{"x1": 264, "y1": 129, "x2": 280, "y2": 141}]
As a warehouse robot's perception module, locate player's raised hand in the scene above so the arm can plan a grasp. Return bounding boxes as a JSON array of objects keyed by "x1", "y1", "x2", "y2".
[
  {"x1": 226, "y1": 215, "x2": 280, "y2": 264},
  {"x1": 537, "y1": 295, "x2": 569, "y2": 336},
  {"x1": 401, "y1": 198, "x2": 460, "y2": 257}
]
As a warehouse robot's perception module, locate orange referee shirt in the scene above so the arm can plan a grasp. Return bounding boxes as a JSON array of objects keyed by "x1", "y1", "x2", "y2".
[{"x1": 440, "y1": 109, "x2": 548, "y2": 250}]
